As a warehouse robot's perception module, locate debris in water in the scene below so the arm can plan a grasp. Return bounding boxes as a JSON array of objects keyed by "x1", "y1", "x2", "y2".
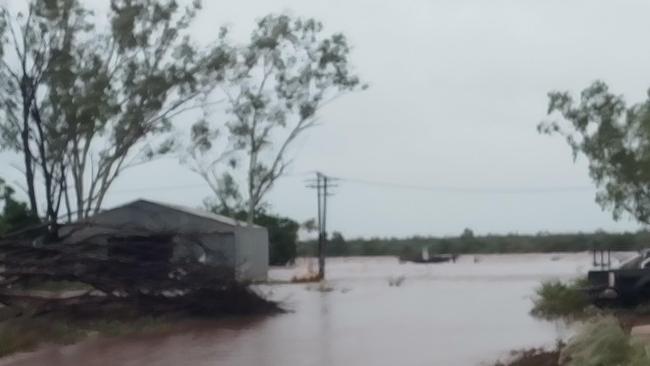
[{"x1": 388, "y1": 276, "x2": 406, "y2": 287}]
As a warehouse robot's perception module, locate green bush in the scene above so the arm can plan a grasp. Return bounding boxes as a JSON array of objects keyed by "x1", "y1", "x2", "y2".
[
  {"x1": 531, "y1": 279, "x2": 591, "y2": 320},
  {"x1": 0, "y1": 179, "x2": 39, "y2": 236},
  {"x1": 254, "y1": 213, "x2": 299, "y2": 266},
  {"x1": 561, "y1": 316, "x2": 650, "y2": 366}
]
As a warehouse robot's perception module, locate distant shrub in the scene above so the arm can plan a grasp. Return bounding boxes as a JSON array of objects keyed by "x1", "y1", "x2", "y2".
[
  {"x1": 560, "y1": 317, "x2": 650, "y2": 366},
  {"x1": 531, "y1": 279, "x2": 591, "y2": 320}
]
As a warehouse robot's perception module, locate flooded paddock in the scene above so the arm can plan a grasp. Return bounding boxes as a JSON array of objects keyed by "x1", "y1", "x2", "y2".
[{"x1": 0, "y1": 253, "x2": 630, "y2": 366}]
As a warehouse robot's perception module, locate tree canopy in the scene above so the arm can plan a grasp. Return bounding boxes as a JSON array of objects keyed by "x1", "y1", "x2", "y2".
[
  {"x1": 189, "y1": 14, "x2": 365, "y2": 223},
  {"x1": 0, "y1": 3, "x2": 364, "y2": 240},
  {"x1": 540, "y1": 80, "x2": 650, "y2": 224},
  {"x1": 0, "y1": 0, "x2": 229, "y2": 233}
]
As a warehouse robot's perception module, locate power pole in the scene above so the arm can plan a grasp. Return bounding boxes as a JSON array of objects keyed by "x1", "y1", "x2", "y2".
[
  {"x1": 316, "y1": 173, "x2": 325, "y2": 279},
  {"x1": 306, "y1": 172, "x2": 337, "y2": 280},
  {"x1": 320, "y1": 174, "x2": 330, "y2": 279}
]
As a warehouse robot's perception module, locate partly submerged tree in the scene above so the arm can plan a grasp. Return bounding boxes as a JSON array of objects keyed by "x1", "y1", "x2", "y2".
[
  {"x1": 191, "y1": 14, "x2": 365, "y2": 223},
  {"x1": 0, "y1": 0, "x2": 230, "y2": 231},
  {"x1": 539, "y1": 80, "x2": 650, "y2": 224}
]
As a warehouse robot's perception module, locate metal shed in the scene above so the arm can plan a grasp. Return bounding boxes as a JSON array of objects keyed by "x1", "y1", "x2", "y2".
[{"x1": 64, "y1": 199, "x2": 269, "y2": 281}]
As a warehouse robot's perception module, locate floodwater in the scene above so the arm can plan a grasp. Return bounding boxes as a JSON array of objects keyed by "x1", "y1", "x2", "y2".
[{"x1": 0, "y1": 253, "x2": 632, "y2": 366}]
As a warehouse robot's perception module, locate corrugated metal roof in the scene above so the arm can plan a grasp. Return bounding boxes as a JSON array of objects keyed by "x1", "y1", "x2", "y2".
[{"x1": 107, "y1": 199, "x2": 262, "y2": 229}]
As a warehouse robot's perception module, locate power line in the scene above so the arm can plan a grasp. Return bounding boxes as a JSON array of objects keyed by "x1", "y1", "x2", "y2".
[
  {"x1": 108, "y1": 172, "x2": 315, "y2": 195},
  {"x1": 329, "y1": 176, "x2": 594, "y2": 195},
  {"x1": 104, "y1": 172, "x2": 592, "y2": 196}
]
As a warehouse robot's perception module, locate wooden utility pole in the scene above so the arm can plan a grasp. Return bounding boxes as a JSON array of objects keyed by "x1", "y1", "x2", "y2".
[
  {"x1": 306, "y1": 172, "x2": 337, "y2": 280},
  {"x1": 316, "y1": 173, "x2": 325, "y2": 279}
]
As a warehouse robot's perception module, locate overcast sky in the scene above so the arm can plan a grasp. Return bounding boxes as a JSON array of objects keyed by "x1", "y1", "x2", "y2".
[{"x1": 5, "y1": 0, "x2": 650, "y2": 238}]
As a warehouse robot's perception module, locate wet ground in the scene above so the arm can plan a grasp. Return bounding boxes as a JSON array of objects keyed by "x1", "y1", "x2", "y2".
[{"x1": 0, "y1": 253, "x2": 630, "y2": 366}]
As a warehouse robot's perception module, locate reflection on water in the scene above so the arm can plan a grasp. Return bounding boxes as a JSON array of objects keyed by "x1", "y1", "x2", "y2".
[{"x1": 0, "y1": 253, "x2": 629, "y2": 366}]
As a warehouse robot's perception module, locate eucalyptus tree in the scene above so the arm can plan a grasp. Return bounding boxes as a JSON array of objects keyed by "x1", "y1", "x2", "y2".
[
  {"x1": 0, "y1": 0, "x2": 91, "y2": 234},
  {"x1": 50, "y1": 0, "x2": 229, "y2": 219},
  {"x1": 540, "y1": 80, "x2": 650, "y2": 224},
  {"x1": 190, "y1": 14, "x2": 365, "y2": 223},
  {"x1": 0, "y1": 0, "x2": 230, "y2": 232}
]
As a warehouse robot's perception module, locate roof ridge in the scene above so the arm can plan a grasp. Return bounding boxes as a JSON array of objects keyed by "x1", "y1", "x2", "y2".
[{"x1": 128, "y1": 199, "x2": 261, "y2": 228}]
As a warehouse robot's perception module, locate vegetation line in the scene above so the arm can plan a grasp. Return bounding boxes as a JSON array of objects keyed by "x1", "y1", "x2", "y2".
[{"x1": 298, "y1": 229, "x2": 650, "y2": 258}]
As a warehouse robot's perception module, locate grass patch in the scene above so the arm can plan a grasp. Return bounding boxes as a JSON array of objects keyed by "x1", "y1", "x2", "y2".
[
  {"x1": 530, "y1": 278, "x2": 650, "y2": 327},
  {"x1": 493, "y1": 317, "x2": 650, "y2": 365},
  {"x1": 0, "y1": 317, "x2": 83, "y2": 358},
  {"x1": 0, "y1": 314, "x2": 176, "y2": 358},
  {"x1": 530, "y1": 278, "x2": 591, "y2": 320},
  {"x1": 560, "y1": 316, "x2": 650, "y2": 366}
]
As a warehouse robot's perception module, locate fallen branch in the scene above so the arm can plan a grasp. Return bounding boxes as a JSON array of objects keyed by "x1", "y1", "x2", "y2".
[{"x1": 0, "y1": 226, "x2": 279, "y2": 317}]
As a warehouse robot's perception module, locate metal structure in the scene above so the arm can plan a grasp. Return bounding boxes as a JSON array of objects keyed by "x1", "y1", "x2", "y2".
[
  {"x1": 62, "y1": 199, "x2": 270, "y2": 281},
  {"x1": 592, "y1": 247, "x2": 612, "y2": 268}
]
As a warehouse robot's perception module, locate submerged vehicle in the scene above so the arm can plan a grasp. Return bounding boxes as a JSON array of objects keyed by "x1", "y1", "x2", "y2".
[{"x1": 587, "y1": 249, "x2": 650, "y2": 304}]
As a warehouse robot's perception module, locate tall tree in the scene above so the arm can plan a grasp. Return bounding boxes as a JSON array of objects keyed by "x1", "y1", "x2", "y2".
[
  {"x1": 49, "y1": 0, "x2": 229, "y2": 219},
  {"x1": 0, "y1": 0, "x2": 90, "y2": 235},
  {"x1": 539, "y1": 80, "x2": 650, "y2": 224},
  {"x1": 0, "y1": 0, "x2": 230, "y2": 232},
  {"x1": 190, "y1": 14, "x2": 365, "y2": 223}
]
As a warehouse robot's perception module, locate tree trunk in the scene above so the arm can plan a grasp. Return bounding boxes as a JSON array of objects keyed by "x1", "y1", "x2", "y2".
[
  {"x1": 246, "y1": 147, "x2": 257, "y2": 224},
  {"x1": 63, "y1": 177, "x2": 72, "y2": 223},
  {"x1": 20, "y1": 85, "x2": 38, "y2": 218},
  {"x1": 247, "y1": 200, "x2": 255, "y2": 224},
  {"x1": 31, "y1": 106, "x2": 58, "y2": 240}
]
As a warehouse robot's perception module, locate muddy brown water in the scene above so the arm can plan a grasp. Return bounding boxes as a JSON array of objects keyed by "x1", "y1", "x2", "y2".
[{"x1": 0, "y1": 253, "x2": 630, "y2": 366}]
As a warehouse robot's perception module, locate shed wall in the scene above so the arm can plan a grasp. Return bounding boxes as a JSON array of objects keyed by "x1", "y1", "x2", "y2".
[
  {"x1": 63, "y1": 200, "x2": 268, "y2": 281},
  {"x1": 234, "y1": 227, "x2": 269, "y2": 281}
]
